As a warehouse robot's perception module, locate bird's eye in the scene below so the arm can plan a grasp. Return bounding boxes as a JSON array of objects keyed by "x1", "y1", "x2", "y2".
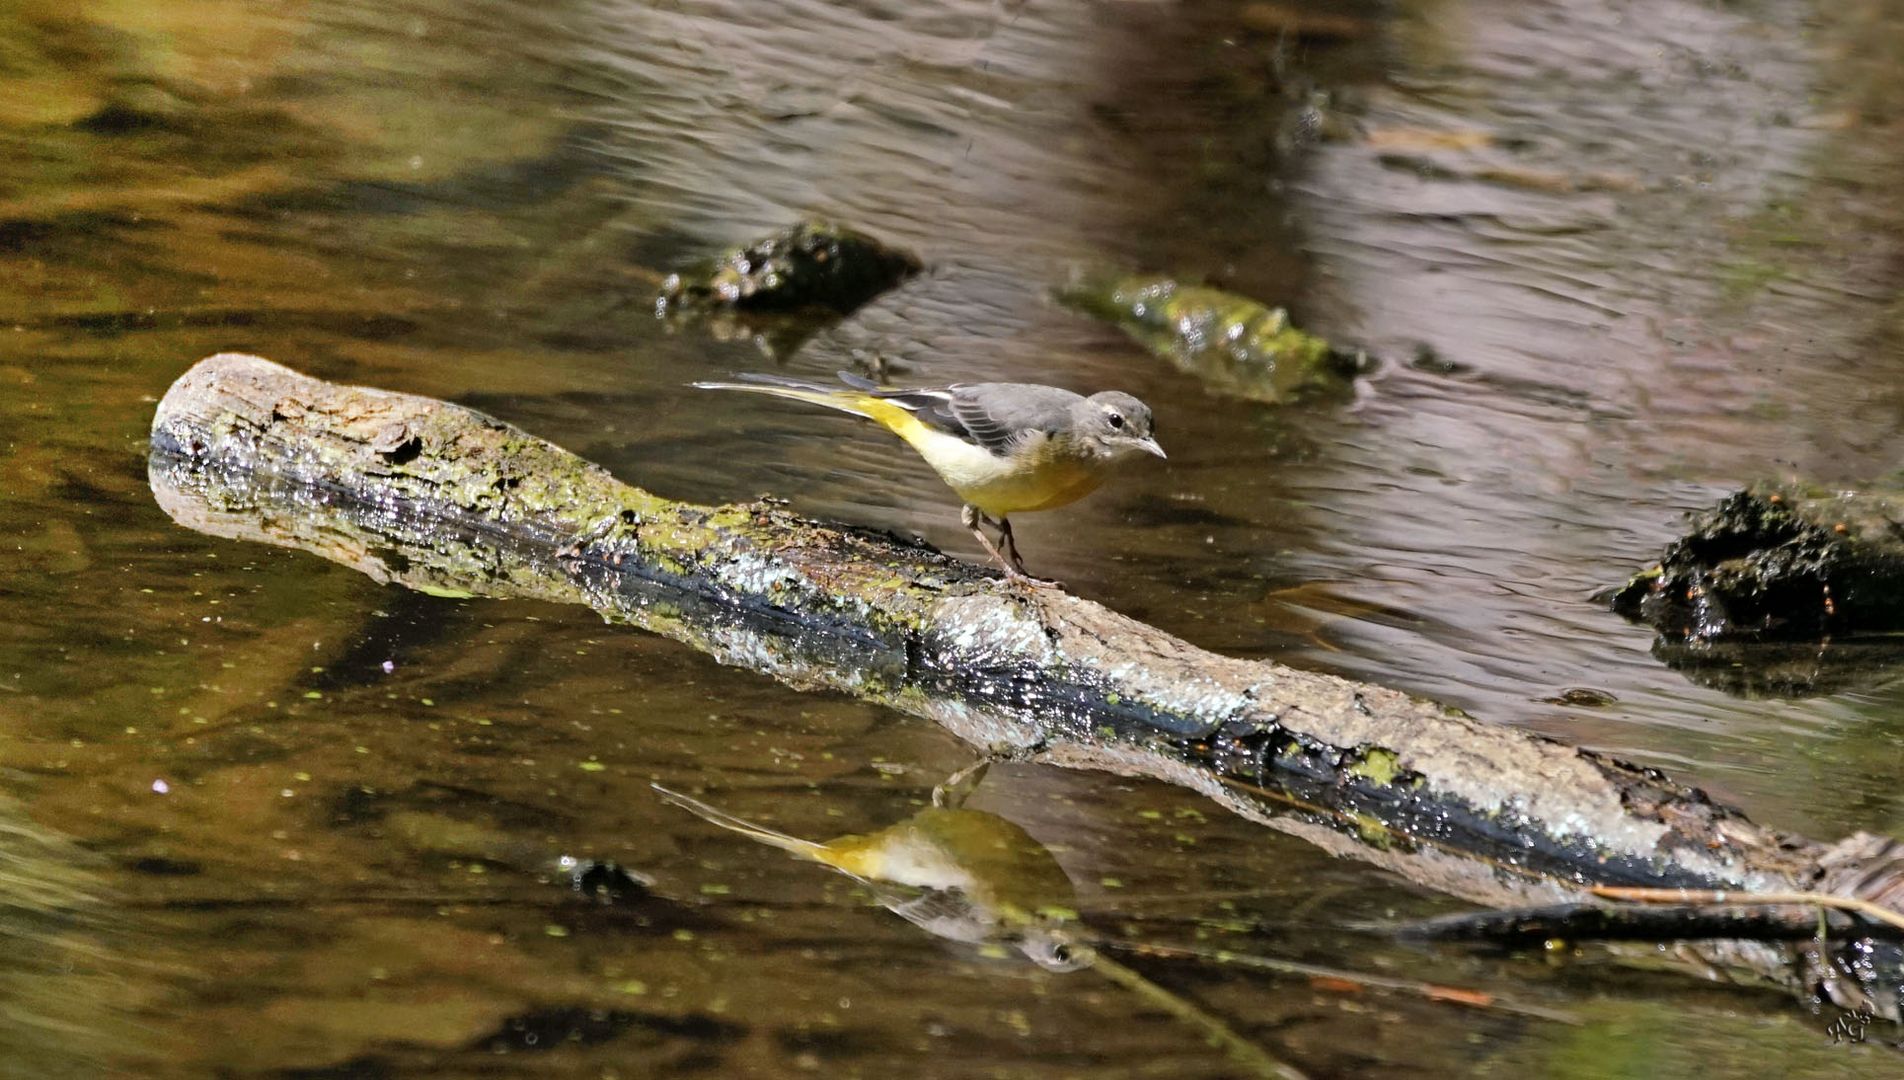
[{"x1": 1107, "y1": 412, "x2": 1125, "y2": 429}]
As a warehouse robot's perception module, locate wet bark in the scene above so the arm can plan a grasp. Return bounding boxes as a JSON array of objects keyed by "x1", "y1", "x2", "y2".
[{"x1": 148, "y1": 353, "x2": 1904, "y2": 1016}]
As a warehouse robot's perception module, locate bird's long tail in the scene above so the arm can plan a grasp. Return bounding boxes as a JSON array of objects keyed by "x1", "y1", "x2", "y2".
[
  {"x1": 652, "y1": 783, "x2": 831, "y2": 861},
  {"x1": 691, "y1": 372, "x2": 882, "y2": 419}
]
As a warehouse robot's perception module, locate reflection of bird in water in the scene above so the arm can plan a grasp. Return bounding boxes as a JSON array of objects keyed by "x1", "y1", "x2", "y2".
[
  {"x1": 654, "y1": 763, "x2": 1310, "y2": 1080},
  {"x1": 654, "y1": 765, "x2": 1088, "y2": 971}
]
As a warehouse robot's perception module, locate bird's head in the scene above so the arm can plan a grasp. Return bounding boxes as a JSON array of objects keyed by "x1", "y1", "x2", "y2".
[
  {"x1": 1017, "y1": 927, "x2": 1095, "y2": 973},
  {"x1": 1075, "y1": 392, "x2": 1166, "y2": 461}
]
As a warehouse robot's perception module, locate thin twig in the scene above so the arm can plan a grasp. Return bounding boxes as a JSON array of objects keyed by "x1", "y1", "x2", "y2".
[
  {"x1": 1103, "y1": 939, "x2": 1578, "y2": 1025},
  {"x1": 1086, "y1": 949, "x2": 1312, "y2": 1080}
]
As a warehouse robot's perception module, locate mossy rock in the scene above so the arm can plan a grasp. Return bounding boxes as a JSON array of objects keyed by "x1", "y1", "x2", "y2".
[
  {"x1": 1056, "y1": 273, "x2": 1368, "y2": 404},
  {"x1": 1611, "y1": 486, "x2": 1904, "y2": 642},
  {"x1": 656, "y1": 220, "x2": 921, "y2": 316}
]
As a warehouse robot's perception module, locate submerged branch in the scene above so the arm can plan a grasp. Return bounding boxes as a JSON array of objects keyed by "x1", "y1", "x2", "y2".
[
  {"x1": 1401, "y1": 901, "x2": 1904, "y2": 946},
  {"x1": 1590, "y1": 885, "x2": 1904, "y2": 934},
  {"x1": 1101, "y1": 939, "x2": 1578, "y2": 1025}
]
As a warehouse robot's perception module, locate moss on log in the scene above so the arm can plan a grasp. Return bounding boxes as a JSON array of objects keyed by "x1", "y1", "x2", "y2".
[{"x1": 148, "y1": 354, "x2": 1904, "y2": 1017}]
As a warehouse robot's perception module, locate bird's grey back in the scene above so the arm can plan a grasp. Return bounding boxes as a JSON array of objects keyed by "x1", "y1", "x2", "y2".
[{"x1": 953, "y1": 383, "x2": 1084, "y2": 437}]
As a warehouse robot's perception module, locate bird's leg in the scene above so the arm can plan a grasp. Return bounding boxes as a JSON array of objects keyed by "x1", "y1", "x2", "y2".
[
  {"x1": 961, "y1": 504, "x2": 1023, "y2": 579},
  {"x1": 996, "y1": 516, "x2": 1030, "y2": 576},
  {"x1": 932, "y1": 736, "x2": 1057, "y2": 808},
  {"x1": 996, "y1": 516, "x2": 1062, "y2": 587},
  {"x1": 932, "y1": 759, "x2": 992, "y2": 809}
]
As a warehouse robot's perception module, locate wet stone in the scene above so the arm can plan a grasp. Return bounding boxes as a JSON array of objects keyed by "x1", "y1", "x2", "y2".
[
  {"x1": 1611, "y1": 486, "x2": 1904, "y2": 697},
  {"x1": 1540, "y1": 687, "x2": 1618, "y2": 707},
  {"x1": 566, "y1": 857, "x2": 654, "y2": 905},
  {"x1": 1610, "y1": 487, "x2": 1904, "y2": 641},
  {"x1": 655, "y1": 220, "x2": 921, "y2": 316}
]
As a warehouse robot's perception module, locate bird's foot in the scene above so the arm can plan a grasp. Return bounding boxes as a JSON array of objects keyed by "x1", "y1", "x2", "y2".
[
  {"x1": 1003, "y1": 567, "x2": 1062, "y2": 589},
  {"x1": 985, "y1": 554, "x2": 1060, "y2": 588},
  {"x1": 992, "y1": 517, "x2": 1061, "y2": 588}
]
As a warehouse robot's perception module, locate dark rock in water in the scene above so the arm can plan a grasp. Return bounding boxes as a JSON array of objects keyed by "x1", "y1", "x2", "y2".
[
  {"x1": 1539, "y1": 687, "x2": 1618, "y2": 707},
  {"x1": 1055, "y1": 273, "x2": 1369, "y2": 404},
  {"x1": 1610, "y1": 486, "x2": 1904, "y2": 697},
  {"x1": 127, "y1": 855, "x2": 203, "y2": 876},
  {"x1": 563, "y1": 857, "x2": 653, "y2": 905},
  {"x1": 656, "y1": 220, "x2": 920, "y2": 316},
  {"x1": 74, "y1": 83, "x2": 195, "y2": 135},
  {"x1": 1611, "y1": 487, "x2": 1904, "y2": 640}
]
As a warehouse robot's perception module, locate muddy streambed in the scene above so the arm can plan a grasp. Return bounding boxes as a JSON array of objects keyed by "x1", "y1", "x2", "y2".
[{"x1": 3, "y1": 0, "x2": 1904, "y2": 1076}]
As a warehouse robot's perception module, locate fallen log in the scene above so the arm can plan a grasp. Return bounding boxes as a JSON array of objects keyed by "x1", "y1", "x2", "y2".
[
  {"x1": 1404, "y1": 899, "x2": 1904, "y2": 946},
  {"x1": 148, "y1": 353, "x2": 1904, "y2": 1019}
]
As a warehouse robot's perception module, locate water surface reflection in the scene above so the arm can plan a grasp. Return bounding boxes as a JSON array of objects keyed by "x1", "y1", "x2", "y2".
[{"x1": 3, "y1": 0, "x2": 1904, "y2": 1075}]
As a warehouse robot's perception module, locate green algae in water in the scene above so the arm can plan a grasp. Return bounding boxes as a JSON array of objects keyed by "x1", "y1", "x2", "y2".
[{"x1": 1056, "y1": 273, "x2": 1368, "y2": 404}]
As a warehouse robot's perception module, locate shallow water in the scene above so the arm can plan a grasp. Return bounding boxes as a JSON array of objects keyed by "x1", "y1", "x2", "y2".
[{"x1": 4, "y1": 0, "x2": 1904, "y2": 1075}]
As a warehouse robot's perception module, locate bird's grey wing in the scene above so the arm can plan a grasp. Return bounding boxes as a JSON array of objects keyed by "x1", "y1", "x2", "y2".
[
  {"x1": 943, "y1": 384, "x2": 1079, "y2": 456},
  {"x1": 880, "y1": 886, "x2": 997, "y2": 946},
  {"x1": 948, "y1": 384, "x2": 1084, "y2": 455},
  {"x1": 849, "y1": 379, "x2": 1079, "y2": 457},
  {"x1": 864, "y1": 386, "x2": 996, "y2": 446}
]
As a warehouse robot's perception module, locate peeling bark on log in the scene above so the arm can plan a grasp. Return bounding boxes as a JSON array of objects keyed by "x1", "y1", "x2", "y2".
[{"x1": 147, "y1": 353, "x2": 1904, "y2": 1017}]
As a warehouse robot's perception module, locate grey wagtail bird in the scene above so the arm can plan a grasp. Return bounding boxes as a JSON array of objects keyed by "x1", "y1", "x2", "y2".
[{"x1": 691, "y1": 371, "x2": 1166, "y2": 579}]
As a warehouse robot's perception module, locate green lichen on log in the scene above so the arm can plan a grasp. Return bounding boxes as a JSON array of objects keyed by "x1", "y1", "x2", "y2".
[
  {"x1": 656, "y1": 220, "x2": 921, "y2": 315},
  {"x1": 1056, "y1": 273, "x2": 1368, "y2": 404},
  {"x1": 1611, "y1": 486, "x2": 1904, "y2": 641}
]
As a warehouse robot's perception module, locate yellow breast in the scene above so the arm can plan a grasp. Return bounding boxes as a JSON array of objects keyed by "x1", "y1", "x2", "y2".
[{"x1": 885, "y1": 418, "x2": 1107, "y2": 518}]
